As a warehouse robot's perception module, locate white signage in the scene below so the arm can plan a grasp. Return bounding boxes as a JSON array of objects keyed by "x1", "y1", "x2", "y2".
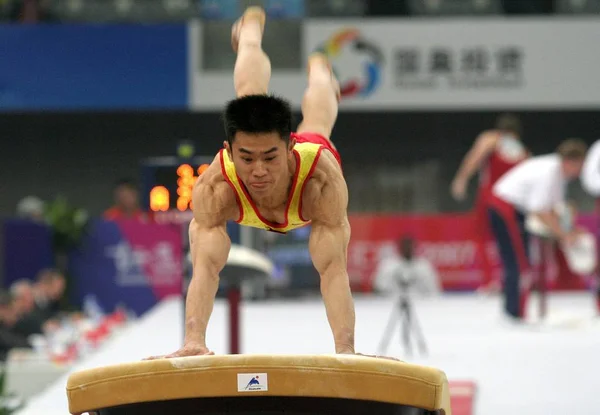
[
  {"x1": 189, "y1": 18, "x2": 600, "y2": 110},
  {"x1": 237, "y1": 373, "x2": 268, "y2": 392}
]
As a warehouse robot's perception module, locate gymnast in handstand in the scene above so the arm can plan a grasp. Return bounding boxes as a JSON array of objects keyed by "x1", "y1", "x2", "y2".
[{"x1": 149, "y1": 6, "x2": 370, "y2": 359}]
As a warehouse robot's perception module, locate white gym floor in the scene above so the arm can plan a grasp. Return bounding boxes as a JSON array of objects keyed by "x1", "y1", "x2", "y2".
[{"x1": 16, "y1": 291, "x2": 600, "y2": 415}]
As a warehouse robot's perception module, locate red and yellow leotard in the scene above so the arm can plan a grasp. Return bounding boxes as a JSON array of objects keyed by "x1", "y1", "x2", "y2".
[{"x1": 219, "y1": 141, "x2": 324, "y2": 234}]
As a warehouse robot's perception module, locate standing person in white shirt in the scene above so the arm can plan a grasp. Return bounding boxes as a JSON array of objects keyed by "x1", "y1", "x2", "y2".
[
  {"x1": 489, "y1": 138, "x2": 588, "y2": 320},
  {"x1": 580, "y1": 139, "x2": 600, "y2": 315},
  {"x1": 581, "y1": 140, "x2": 600, "y2": 196}
]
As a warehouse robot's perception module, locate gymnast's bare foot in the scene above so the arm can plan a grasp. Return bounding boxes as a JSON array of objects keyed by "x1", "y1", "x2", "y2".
[
  {"x1": 231, "y1": 6, "x2": 266, "y2": 53},
  {"x1": 144, "y1": 342, "x2": 214, "y2": 360}
]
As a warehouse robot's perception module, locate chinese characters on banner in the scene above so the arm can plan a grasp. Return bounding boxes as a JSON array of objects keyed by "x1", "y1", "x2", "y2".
[{"x1": 394, "y1": 46, "x2": 524, "y2": 89}]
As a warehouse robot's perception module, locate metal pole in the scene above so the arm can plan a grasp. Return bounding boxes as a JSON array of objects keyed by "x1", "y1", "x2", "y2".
[
  {"x1": 227, "y1": 226, "x2": 254, "y2": 354},
  {"x1": 228, "y1": 286, "x2": 241, "y2": 354}
]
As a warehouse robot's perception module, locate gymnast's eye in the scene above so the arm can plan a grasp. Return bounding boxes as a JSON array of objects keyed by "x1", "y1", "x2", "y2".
[
  {"x1": 242, "y1": 158, "x2": 252, "y2": 163},
  {"x1": 265, "y1": 156, "x2": 276, "y2": 162}
]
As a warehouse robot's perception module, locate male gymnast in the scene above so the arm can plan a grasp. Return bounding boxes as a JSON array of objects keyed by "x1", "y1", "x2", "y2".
[{"x1": 150, "y1": 6, "x2": 359, "y2": 358}]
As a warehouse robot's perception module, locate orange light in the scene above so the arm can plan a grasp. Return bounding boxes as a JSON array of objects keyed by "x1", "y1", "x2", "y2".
[
  {"x1": 176, "y1": 197, "x2": 189, "y2": 212},
  {"x1": 176, "y1": 164, "x2": 194, "y2": 177},
  {"x1": 149, "y1": 186, "x2": 170, "y2": 212},
  {"x1": 176, "y1": 163, "x2": 198, "y2": 211},
  {"x1": 152, "y1": 163, "x2": 209, "y2": 213},
  {"x1": 197, "y1": 164, "x2": 209, "y2": 175}
]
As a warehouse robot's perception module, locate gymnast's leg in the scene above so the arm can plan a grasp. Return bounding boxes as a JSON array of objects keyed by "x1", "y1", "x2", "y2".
[
  {"x1": 232, "y1": 6, "x2": 270, "y2": 97},
  {"x1": 296, "y1": 53, "x2": 341, "y2": 146}
]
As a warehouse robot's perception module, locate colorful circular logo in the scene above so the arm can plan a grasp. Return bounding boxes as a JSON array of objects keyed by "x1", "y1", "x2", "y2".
[{"x1": 317, "y1": 28, "x2": 383, "y2": 98}]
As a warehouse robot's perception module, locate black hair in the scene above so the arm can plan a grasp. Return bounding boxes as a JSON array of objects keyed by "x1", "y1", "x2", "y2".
[
  {"x1": 114, "y1": 178, "x2": 137, "y2": 190},
  {"x1": 495, "y1": 113, "x2": 522, "y2": 137},
  {"x1": 222, "y1": 94, "x2": 293, "y2": 145},
  {"x1": 398, "y1": 235, "x2": 415, "y2": 261}
]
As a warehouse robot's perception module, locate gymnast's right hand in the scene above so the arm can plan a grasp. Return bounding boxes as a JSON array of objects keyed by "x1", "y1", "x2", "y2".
[{"x1": 143, "y1": 342, "x2": 215, "y2": 360}]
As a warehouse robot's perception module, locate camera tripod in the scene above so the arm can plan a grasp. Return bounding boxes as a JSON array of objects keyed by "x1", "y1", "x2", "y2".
[{"x1": 377, "y1": 295, "x2": 428, "y2": 357}]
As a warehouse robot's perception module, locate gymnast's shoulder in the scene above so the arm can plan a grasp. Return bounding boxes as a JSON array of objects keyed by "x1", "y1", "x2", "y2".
[
  {"x1": 301, "y1": 149, "x2": 347, "y2": 221},
  {"x1": 308, "y1": 148, "x2": 344, "y2": 188},
  {"x1": 191, "y1": 154, "x2": 238, "y2": 223}
]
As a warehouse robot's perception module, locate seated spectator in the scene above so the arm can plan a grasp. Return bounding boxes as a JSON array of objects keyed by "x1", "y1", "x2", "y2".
[
  {"x1": 10, "y1": 279, "x2": 58, "y2": 337},
  {"x1": 103, "y1": 178, "x2": 150, "y2": 222},
  {"x1": 0, "y1": 292, "x2": 31, "y2": 361},
  {"x1": 34, "y1": 268, "x2": 68, "y2": 319},
  {"x1": 10, "y1": 279, "x2": 37, "y2": 317},
  {"x1": 15, "y1": 195, "x2": 45, "y2": 223}
]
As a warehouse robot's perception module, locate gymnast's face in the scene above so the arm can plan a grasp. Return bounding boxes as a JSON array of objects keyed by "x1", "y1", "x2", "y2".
[{"x1": 225, "y1": 132, "x2": 294, "y2": 197}]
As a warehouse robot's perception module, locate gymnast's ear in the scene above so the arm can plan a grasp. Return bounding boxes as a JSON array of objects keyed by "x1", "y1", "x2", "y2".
[
  {"x1": 287, "y1": 136, "x2": 296, "y2": 153},
  {"x1": 223, "y1": 141, "x2": 233, "y2": 159}
]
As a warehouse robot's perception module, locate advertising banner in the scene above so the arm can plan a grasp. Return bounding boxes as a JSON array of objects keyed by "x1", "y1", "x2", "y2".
[
  {"x1": 347, "y1": 213, "x2": 498, "y2": 291},
  {"x1": 189, "y1": 18, "x2": 600, "y2": 110},
  {"x1": 347, "y1": 213, "x2": 596, "y2": 293},
  {"x1": 69, "y1": 219, "x2": 184, "y2": 316},
  {"x1": 1, "y1": 219, "x2": 55, "y2": 288}
]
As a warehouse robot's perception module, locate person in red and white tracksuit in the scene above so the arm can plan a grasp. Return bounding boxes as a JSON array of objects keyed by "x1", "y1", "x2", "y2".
[
  {"x1": 451, "y1": 114, "x2": 529, "y2": 291},
  {"x1": 581, "y1": 139, "x2": 600, "y2": 315},
  {"x1": 489, "y1": 139, "x2": 588, "y2": 320}
]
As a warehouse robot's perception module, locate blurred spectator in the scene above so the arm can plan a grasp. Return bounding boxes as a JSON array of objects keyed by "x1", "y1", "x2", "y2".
[
  {"x1": 373, "y1": 235, "x2": 441, "y2": 298},
  {"x1": 10, "y1": 279, "x2": 38, "y2": 317},
  {"x1": 199, "y1": 0, "x2": 238, "y2": 20},
  {"x1": 103, "y1": 178, "x2": 149, "y2": 222},
  {"x1": 265, "y1": 0, "x2": 305, "y2": 18},
  {"x1": 306, "y1": 0, "x2": 366, "y2": 16},
  {"x1": 502, "y1": 0, "x2": 552, "y2": 14},
  {"x1": 366, "y1": 0, "x2": 408, "y2": 16},
  {"x1": 10, "y1": 279, "x2": 58, "y2": 337},
  {"x1": 5, "y1": 0, "x2": 57, "y2": 22},
  {"x1": 34, "y1": 268, "x2": 67, "y2": 319},
  {"x1": 0, "y1": 292, "x2": 31, "y2": 361},
  {"x1": 16, "y1": 195, "x2": 45, "y2": 222}
]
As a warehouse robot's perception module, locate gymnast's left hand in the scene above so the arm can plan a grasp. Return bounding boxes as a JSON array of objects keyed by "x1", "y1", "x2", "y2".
[{"x1": 143, "y1": 342, "x2": 215, "y2": 360}]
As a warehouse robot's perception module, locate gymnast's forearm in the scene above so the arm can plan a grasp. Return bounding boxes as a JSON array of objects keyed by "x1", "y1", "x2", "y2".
[
  {"x1": 184, "y1": 270, "x2": 219, "y2": 346},
  {"x1": 184, "y1": 222, "x2": 230, "y2": 347},
  {"x1": 320, "y1": 271, "x2": 356, "y2": 354}
]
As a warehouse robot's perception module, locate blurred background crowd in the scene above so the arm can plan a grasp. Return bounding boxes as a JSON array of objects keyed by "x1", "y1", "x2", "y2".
[
  {"x1": 0, "y1": 0, "x2": 579, "y2": 24},
  {"x1": 0, "y1": 269, "x2": 66, "y2": 360}
]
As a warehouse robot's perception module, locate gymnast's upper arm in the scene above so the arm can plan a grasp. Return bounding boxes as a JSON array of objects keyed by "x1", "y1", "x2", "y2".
[
  {"x1": 308, "y1": 170, "x2": 350, "y2": 276},
  {"x1": 466, "y1": 132, "x2": 498, "y2": 163},
  {"x1": 188, "y1": 181, "x2": 231, "y2": 279}
]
